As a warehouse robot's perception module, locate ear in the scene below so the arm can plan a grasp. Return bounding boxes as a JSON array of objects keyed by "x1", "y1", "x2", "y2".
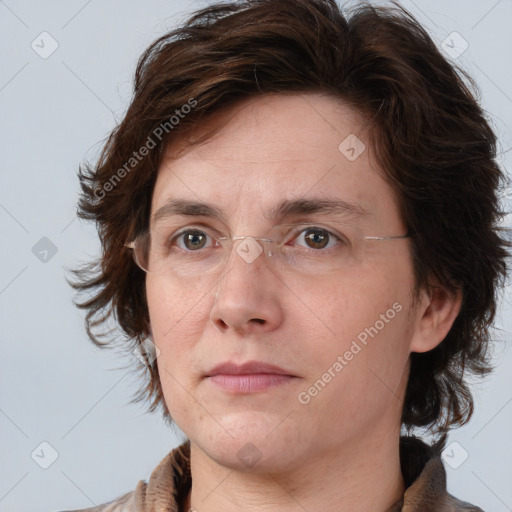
[{"x1": 409, "y1": 283, "x2": 463, "y2": 353}]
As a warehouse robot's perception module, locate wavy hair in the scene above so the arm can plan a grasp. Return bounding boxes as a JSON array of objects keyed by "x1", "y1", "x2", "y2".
[{"x1": 71, "y1": 0, "x2": 510, "y2": 442}]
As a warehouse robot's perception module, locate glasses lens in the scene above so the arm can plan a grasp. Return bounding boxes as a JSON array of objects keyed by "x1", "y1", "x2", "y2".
[
  {"x1": 132, "y1": 233, "x2": 150, "y2": 272},
  {"x1": 130, "y1": 223, "x2": 406, "y2": 277},
  {"x1": 134, "y1": 229, "x2": 228, "y2": 276}
]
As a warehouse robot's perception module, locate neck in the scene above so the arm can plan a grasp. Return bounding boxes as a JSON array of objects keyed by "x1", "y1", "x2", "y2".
[{"x1": 184, "y1": 432, "x2": 404, "y2": 512}]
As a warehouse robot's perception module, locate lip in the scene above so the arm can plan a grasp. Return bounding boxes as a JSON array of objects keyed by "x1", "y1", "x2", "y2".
[
  {"x1": 205, "y1": 361, "x2": 298, "y2": 393},
  {"x1": 206, "y1": 361, "x2": 294, "y2": 377}
]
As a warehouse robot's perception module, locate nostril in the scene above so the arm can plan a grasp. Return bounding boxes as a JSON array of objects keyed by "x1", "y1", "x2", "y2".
[{"x1": 251, "y1": 318, "x2": 265, "y2": 324}]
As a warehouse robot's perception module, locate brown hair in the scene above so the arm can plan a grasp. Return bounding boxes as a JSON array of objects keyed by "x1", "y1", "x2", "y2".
[{"x1": 71, "y1": 0, "x2": 510, "y2": 440}]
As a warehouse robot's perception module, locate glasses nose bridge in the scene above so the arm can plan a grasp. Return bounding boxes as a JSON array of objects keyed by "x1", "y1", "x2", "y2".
[{"x1": 218, "y1": 235, "x2": 277, "y2": 267}]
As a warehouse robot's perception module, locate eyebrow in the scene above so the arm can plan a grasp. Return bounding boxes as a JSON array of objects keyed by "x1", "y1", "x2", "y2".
[{"x1": 152, "y1": 197, "x2": 371, "y2": 225}]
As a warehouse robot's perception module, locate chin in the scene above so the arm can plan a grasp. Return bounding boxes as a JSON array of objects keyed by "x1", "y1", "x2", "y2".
[{"x1": 189, "y1": 412, "x2": 308, "y2": 473}]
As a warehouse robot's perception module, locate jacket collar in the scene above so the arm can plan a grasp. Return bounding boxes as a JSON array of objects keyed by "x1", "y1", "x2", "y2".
[{"x1": 133, "y1": 436, "x2": 482, "y2": 511}]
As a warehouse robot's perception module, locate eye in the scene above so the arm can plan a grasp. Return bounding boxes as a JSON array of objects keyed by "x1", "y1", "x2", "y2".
[
  {"x1": 291, "y1": 226, "x2": 343, "y2": 250},
  {"x1": 173, "y1": 229, "x2": 216, "y2": 251}
]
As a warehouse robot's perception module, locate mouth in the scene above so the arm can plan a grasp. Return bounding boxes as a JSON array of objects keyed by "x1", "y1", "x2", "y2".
[{"x1": 205, "y1": 361, "x2": 298, "y2": 393}]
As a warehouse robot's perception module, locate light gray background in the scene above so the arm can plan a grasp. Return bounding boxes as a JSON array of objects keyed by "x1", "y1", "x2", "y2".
[{"x1": 1, "y1": 1, "x2": 511, "y2": 511}]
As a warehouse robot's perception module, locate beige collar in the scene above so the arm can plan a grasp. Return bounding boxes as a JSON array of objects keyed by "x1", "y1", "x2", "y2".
[{"x1": 68, "y1": 437, "x2": 483, "y2": 511}]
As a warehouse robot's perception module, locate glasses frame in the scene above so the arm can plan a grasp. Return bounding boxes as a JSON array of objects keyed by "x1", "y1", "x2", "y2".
[{"x1": 124, "y1": 227, "x2": 414, "y2": 274}]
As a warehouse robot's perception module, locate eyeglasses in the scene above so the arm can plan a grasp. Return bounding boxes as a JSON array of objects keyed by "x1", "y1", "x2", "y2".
[{"x1": 125, "y1": 222, "x2": 413, "y2": 279}]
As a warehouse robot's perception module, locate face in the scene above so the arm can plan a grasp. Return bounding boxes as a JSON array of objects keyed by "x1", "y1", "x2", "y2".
[{"x1": 147, "y1": 93, "x2": 421, "y2": 472}]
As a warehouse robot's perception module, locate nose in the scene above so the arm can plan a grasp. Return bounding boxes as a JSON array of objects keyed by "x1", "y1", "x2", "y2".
[{"x1": 209, "y1": 238, "x2": 284, "y2": 335}]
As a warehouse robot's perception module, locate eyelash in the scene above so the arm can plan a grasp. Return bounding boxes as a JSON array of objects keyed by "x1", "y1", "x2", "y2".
[{"x1": 170, "y1": 225, "x2": 347, "y2": 251}]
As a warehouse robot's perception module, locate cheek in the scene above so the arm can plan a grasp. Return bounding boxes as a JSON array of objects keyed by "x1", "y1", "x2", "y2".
[
  {"x1": 146, "y1": 275, "x2": 212, "y2": 359},
  {"x1": 308, "y1": 266, "x2": 411, "y2": 340},
  {"x1": 298, "y1": 281, "x2": 412, "y2": 433},
  {"x1": 299, "y1": 257, "x2": 415, "y2": 391},
  {"x1": 147, "y1": 276, "x2": 211, "y2": 424}
]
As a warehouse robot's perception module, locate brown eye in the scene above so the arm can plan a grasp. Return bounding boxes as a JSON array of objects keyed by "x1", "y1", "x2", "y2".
[
  {"x1": 303, "y1": 228, "x2": 330, "y2": 249},
  {"x1": 180, "y1": 230, "x2": 209, "y2": 250}
]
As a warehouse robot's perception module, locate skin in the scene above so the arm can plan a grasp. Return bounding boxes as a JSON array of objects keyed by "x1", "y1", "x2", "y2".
[{"x1": 146, "y1": 93, "x2": 462, "y2": 512}]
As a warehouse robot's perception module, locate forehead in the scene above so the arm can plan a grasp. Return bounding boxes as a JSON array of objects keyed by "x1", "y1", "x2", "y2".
[
  {"x1": 162, "y1": 93, "x2": 367, "y2": 169},
  {"x1": 151, "y1": 93, "x2": 404, "y2": 232}
]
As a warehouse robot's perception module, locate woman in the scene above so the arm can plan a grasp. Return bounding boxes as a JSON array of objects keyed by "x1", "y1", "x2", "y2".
[{"x1": 67, "y1": 1, "x2": 509, "y2": 510}]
